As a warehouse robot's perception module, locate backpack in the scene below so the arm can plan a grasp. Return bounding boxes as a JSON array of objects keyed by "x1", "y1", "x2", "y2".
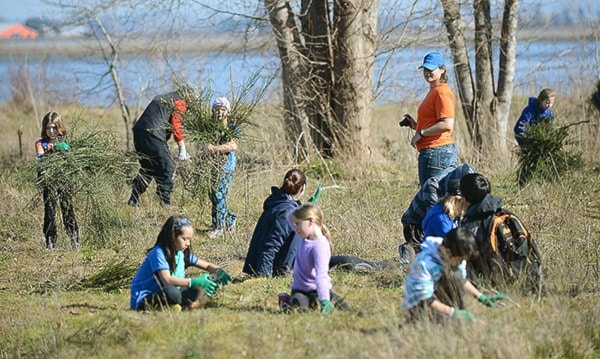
[{"x1": 470, "y1": 209, "x2": 543, "y2": 293}]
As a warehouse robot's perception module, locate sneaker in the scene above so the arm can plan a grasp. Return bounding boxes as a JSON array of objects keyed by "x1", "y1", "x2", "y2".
[
  {"x1": 278, "y1": 292, "x2": 291, "y2": 312},
  {"x1": 45, "y1": 236, "x2": 56, "y2": 250},
  {"x1": 169, "y1": 304, "x2": 182, "y2": 312},
  {"x1": 185, "y1": 301, "x2": 200, "y2": 311},
  {"x1": 226, "y1": 213, "x2": 237, "y2": 230},
  {"x1": 208, "y1": 229, "x2": 223, "y2": 238},
  {"x1": 353, "y1": 262, "x2": 375, "y2": 273},
  {"x1": 127, "y1": 194, "x2": 139, "y2": 207}
]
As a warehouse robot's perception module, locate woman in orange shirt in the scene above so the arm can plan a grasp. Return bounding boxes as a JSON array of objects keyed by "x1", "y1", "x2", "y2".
[{"x1": 401, "y1": 52, "x2": 458, "y2": 186}]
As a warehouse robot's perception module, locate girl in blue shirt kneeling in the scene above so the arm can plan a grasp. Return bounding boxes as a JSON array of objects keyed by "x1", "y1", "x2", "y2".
[{"x1": 130, "y1": 215, "x2": 231, "y2": 311}]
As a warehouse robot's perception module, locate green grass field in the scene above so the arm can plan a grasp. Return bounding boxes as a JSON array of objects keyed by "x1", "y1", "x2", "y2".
[{"x1": 0, "y1": 99, "x2": 599, "y2": 358}]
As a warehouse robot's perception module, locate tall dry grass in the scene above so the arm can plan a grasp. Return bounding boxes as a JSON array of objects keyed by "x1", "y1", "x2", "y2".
[{"x1": 0, "y1": 93, "x2": 599, "y2": 357}]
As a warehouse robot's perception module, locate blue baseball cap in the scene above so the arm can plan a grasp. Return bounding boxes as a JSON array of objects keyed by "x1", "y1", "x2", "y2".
[{"x1": 419, "y1": 52, "x2": 445, "y2": 71}]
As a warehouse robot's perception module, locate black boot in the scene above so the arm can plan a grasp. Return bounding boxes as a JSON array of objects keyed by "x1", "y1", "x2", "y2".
[
  {"x1": 46, "y1": 235, "x2": 57, "y2": 250},
  {"x1": 128, "y1": 174, "x2": 149, "y2": 207},
  {"x1": 128, "y1": 192, "x2": 140, "y2": 207}
]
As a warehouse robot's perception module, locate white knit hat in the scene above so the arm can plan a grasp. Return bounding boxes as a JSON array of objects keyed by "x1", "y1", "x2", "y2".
[{"x1": 212, "y1": 97, "x2": 231, "y2": 112}]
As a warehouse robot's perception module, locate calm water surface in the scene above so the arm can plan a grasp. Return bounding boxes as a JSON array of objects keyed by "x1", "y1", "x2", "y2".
[{"x1": 0, "y1": 38, "x2": 597, "y2": 108}]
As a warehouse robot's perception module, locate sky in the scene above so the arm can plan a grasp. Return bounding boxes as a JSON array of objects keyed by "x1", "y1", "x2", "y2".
[{"x1": 0, "y1": 0, "x2": 48, "y2": 22}]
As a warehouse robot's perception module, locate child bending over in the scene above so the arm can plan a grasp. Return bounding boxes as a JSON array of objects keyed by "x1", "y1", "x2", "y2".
[{"x1": 402, "y1": 228, "x2": 506, "y2": 322}]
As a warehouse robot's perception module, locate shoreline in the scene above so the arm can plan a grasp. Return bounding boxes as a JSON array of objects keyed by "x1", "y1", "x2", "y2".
[{"x1": 0, "y1": 25, "x2": 596, "y2": 58}]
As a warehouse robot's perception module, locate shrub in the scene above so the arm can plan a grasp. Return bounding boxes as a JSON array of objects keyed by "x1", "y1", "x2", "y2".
[{"x1": 516, "y1": 120, "x2": 582, "y2": 186}]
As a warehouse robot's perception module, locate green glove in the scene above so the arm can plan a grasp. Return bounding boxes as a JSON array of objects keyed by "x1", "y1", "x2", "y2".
[
  {"x1": 54, "y1": 141, "x2": 70, "y2": 151},
  {"x1": 190, "y1": 273, "x2": 218, "y2": 297},
  {"x1": 308, "y1": 185, "x2": 322, "y2": 203},
  {"x1": 211, "y1": 268, "x2": 232, "y2": 286},
  {"x1": 320, "y1": 299, "x2": 333, "y2": 314},
  {"x1": 451, "y1": 308, "x2": 473, "y2": 321},
  {"x1": 477, "y1": 293, "x2": 508, "y2": 307}
]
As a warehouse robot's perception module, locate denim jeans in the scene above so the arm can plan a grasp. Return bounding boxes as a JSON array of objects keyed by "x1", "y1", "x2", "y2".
[
  {"x1": 418, "y1": 144, "x2": 458, "y2": 186},
  {"x1": 210, "y1": 170, "x2": 236, "y2": 230}
]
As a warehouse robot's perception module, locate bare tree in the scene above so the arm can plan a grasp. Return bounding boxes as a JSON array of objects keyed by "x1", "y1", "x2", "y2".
[
  {"x1": 265, "y1": 0, "x2": 314, "y2": 160},
  {"x1": 92, "y1": 16, "x2": 132, "y2": 150},
  {"x1": 45, "y1": 0, "x2": 200, "y2": 151},
  {"x1": 265, "y1": 0, "x2": 378, "y2": 161},
  {"x1": 440, "y1": 0, "x2": 520, "y2": 155}
]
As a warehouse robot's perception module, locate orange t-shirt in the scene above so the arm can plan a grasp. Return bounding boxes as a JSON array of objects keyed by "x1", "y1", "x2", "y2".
[{"x1": 415, "y1": 83, "x2": 455, "y2": 151}]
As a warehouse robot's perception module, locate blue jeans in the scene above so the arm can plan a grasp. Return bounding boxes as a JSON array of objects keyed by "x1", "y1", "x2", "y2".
[
  {"x1": 418, "y1": 144, "x2": 458, "y2": 186},
  {"x1": 210, "y1": 170, "x2": 236, "y2": 230}
]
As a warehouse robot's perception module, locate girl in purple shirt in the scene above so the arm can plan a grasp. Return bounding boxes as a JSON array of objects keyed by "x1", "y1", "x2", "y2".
[{"x1": 286, "y1": 204, "x2": 350, "y2": 313}]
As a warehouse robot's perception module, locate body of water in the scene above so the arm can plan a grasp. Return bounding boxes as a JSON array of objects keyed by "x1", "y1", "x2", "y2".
[{"x1": 0, "y1": 38, "x2": 597, "y2": 110}]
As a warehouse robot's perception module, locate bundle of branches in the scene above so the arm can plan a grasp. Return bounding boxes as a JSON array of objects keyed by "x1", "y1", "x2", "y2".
[
  {"x1": 22, "y1": 121, "x2": 137, "y2": 241},
  {"x1": 76, "y1": 258, "x2": 138, "y2": 292},
  {"x1": 516, "y1": 120, "x2": 583, "y2": 186},
  {"x1": 172, "y1": 71, "x2": 273, "y2": 200},
  {"x1": 28, "y1": 128, "x2": 133, "y2": 194}
]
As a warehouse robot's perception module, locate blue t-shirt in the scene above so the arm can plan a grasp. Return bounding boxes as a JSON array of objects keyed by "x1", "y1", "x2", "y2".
[
  {"x1": 130, "y1": 246, "x2": 198, "y2": 310},
  {"x1": 422, "y1": 202, "x2": 458, "y2": 238}
]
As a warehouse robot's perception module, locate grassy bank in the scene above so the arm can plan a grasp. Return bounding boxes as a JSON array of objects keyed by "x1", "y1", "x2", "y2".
[{"x1": 0, "y1": 99, "x2": 599, "y2": 358}]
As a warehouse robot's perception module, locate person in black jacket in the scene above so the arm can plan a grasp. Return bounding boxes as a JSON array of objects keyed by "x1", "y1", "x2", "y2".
[
  {"x1": 243, "y1": 169, "x2": 306, "y2": 277},
  {"x1": 458, "y1": 173, "x2": 503, "y2": 282},
  {"x1": 128, "y1": 89, "x2": 192, "y2": 207}
]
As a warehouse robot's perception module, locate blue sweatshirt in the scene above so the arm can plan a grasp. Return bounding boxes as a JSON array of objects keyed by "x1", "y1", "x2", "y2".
[{"x1": 513, "y1": 97, "x2": 553, "y2": 145}]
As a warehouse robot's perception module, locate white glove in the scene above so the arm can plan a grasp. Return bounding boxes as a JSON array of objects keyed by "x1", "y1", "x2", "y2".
[{"x1": 178, "y1": 145, "x2": 191, "y2": 161}]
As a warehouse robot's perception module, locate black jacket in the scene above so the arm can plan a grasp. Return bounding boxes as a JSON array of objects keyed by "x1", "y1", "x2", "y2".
[{"x1": 243, "y1": 187, "x2": 301, "y2": 277}]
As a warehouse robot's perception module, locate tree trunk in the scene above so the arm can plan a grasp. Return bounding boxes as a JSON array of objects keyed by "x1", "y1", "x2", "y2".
[
  {"x1": 496, "y1": 0, "x2": 520, "y2": 152},
  {"x1": 473, "y1": 0, "x2": 496, "y2": 154},
  {"x1": 265, "y1": 0, "x2": 377, "y2": 160},
  {"x1": 441, "y1": 0, "x2": 520, "y2": 156},
  {"x1": 301, "y1": 0, "x2": 336, "y2": 157},
  {"x1": 332, "y1": 0, "x2": 378, "y2": 160},
  {"x1": 440, "y1": 0, "x2": 478, "y2": 147},
  {"x1": 265, "y1": 0, "x2": 314, "y2": 161}
]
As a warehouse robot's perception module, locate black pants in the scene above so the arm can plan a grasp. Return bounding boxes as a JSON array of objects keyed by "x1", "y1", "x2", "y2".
[
  {"x1": 139, "y1": 285, "x2": 202, "y2": 310},
  {"x1": 130, "y1": 130, "x2": 174, "y2": 205},
  {"x1": 290, "y1": 289, "x2": 351, "y2": 311},
  {"x1": 329, "y1": 255, "x2": 388, "y2": 271},
  {"x1": 43, "y1": 184, "x2": 79, "y2": 246},
  {"x1": 403, "y1": 223, "x2": 424, "y2": 252}
]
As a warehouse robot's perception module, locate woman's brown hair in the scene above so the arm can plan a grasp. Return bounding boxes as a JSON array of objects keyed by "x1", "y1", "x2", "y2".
[{"x1": 281, "y1": 168, "x2": 306, "y2": 196}]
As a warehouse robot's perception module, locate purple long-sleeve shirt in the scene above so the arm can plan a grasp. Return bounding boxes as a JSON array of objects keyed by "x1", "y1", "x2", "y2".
[{"x1": 291, "y1": 236, "x2": 332, "y2": 301}]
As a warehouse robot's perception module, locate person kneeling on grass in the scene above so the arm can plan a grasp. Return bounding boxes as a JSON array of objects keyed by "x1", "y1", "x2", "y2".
[
  {"x1": 280, "y1": 204, "x2": 351, "y2": 314},
  {"x1": 130, "y1": 215, "x2": 232, "y2": 311},
  {"x1": 402, "y1": 228, "x2": 507, "y2": 323}
]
